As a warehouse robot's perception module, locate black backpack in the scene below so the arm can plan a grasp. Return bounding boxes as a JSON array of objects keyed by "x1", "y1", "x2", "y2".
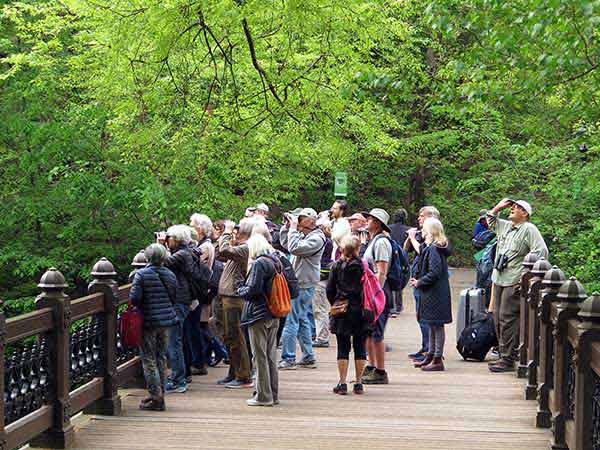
[
  {"x1": 373, "y1": 235, "x2": 410, "y2": 291},
  {"x1": 472, "y1": 230, "x2": 496, "y2": 250},
  {"x1": 187, "y1": 247, "x2": 211, "y2": 304},
  {"x1": 456, "y1": 312, "x2": 498, "y2": 362}
]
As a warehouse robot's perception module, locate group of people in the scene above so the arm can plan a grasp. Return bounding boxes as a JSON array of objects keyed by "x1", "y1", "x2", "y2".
[{"x1": 128, "y1": 195, "x2": 546, "y2": 411}]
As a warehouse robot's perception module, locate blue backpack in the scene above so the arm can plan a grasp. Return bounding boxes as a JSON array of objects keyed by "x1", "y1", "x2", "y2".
[{"x1": 374, "y1": 235, "x2": 410, "y2": 291}]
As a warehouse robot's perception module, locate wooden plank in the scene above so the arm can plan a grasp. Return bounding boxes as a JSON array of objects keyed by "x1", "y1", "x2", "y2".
[
  {"x1": 71, "y1": 293, "x2": 105, "y2": 321},
  {"x1": 6, "y1": 308, "x2": 54, "y2": 343},
  {"x1": 6, "y1": 405, "x2": 52, "y2": 450},
  {"x1": 70, "y1": 378, "x2": 104, "y2": 414},
  {"x1": 116, "y1": 356, "x2": 142, "y2": 385},
  {"x1": 565, "y1": 419, "x2": 575, "y2": 450},
  {"x1": 117, "y1": 285, "x2": 131, "y2": 305}
]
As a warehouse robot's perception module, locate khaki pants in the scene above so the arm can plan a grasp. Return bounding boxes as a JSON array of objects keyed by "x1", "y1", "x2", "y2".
[
  {"x1": 222, "y1": 296, "x2": 251, "y2": 381},
  {"x1": 248, "y1": 319, "x2": 279, "y2": 403},
  {"x1": 312, "y1": 281, "x2": 330, "y2": 343},
  {"x1": 491, "y1": 283, "x2": 521, "y2": 362}
]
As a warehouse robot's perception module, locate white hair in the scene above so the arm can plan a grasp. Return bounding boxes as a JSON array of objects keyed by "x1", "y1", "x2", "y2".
[
  {"x1": 247, "y1": 234, "x2": 273, "y2": 260},
  {"x1": 237, "y1": 218, "x2": 255, "y2": 238},
  {"x1": 167, "y1": 224, "x2": 192, "y2": 244},
  {"x1": 190, "y1": 213, "x2": 213, "y2": 238}
]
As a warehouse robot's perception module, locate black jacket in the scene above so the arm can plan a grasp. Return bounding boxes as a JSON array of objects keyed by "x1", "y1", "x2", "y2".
[
  {"x1": 129, "y1": 265, "x2": 178, "y2": 328},
  {"x1": 390, "y1": 223, "x2": 409, "y2": 248},
  {"x1": 326, "y1": 257, "x2": 369, "y2": 336},
  {"x1": 163, "y1": 244, "x2": 194, "y2": 305},
  {"x1": 416, "y1": 243, "x2": 453, "y2": 325},
  {"x1": 238, "y1": 256, "x2": 276, "y2": 327}
]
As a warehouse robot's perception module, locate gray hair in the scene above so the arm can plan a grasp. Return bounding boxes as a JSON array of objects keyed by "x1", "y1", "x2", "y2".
[
  {"x1": 251, "y1": 221, "x2": 272, "y2": 243},
  {"x1": 247, "y1": 234, "x2": 273, "y2": 260},
  {"x1": 237, "y1": 218, "x2": 255, "y2": 238},
  {"x1": 188, "y1": 227, "x2": 199, "y2": 246},
  {"x1": 166, "y1": 224, "x2": 192, "y2": 244},
  {"x1": 419, "y1": 206, "x2": 441, "y2": 219},
  {"x1": 145, "y1": 243, "x2": 167, "y2": 266},
  {"x1": 190, "y1": 213, "x2": 213, "y2": 238}
]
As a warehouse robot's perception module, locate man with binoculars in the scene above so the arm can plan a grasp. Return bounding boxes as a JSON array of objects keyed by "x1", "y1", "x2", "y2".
[{"x1": 486, "y1": 198, "x2": 548, "y2": 373}]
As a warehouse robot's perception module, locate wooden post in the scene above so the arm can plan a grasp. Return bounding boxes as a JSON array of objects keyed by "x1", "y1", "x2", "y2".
[
  {"x1": 518, "y1": 252, "x2": 539, "y2": 378},
  {"x1": 536, "y1": 266, "x2": 565, "y2": 428},
  {"x1": 0, "y1": 301, "x2": 7, "y2": 449},
  {"x1": 29, "y1": 268, "x2": 74, "y2": 449},
  {"x1": 84, "y1": 258, "x2": 122, "y2": 416},
  {"x1": 572, "y1": 292, "x2": 600, "y2": 450},
  {"x1": 526, "y1": 257, "x2": 551, "y2": 400},
  {"x1": 550, "y1": 276, "x2": 587, "y2": 450}
]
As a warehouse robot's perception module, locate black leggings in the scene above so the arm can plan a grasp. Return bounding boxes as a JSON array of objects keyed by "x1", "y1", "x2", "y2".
[{"x1": 336, "y1": 333, "x2": 367, "y2": 360}]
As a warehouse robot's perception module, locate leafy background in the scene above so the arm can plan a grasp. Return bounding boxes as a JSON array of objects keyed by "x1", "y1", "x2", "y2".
[{"x1": 1, "y1": 0, "x2": 599, "y2": 316}]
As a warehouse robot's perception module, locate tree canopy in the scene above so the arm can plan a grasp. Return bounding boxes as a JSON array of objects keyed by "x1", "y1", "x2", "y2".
[{"x1": 1, "y1": 0, "x2": 599, "y2": 314}]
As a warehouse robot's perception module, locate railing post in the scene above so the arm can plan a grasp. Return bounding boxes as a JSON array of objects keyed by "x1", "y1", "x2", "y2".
[
  {"x1": 84, "y1": 258, "x2": 121, "y2": 416},
  {"x1": 573, "y1": 292, "x2": 600, "y2": 450},
  {"x1": 526, "y1": 257, "x2": 551, "y2": 399},
  {"x1": 518, "y1": 252, "x2": 539, "y2": 378},
  {"x1": 551, "y1": 276, "x2": 587, "y2": 450},
  {"x1": 536, "y1": 265, "x2": 565, "y2": 427},
  {"x1": 0, "y1": 301, "x2": 7, "y2": 449},
  {"x1": 29, "y1": 268, "x2": 74, "y2": 449},
  {"x1": 129, "y1": 249, "x2": 147, "y2": 282}
]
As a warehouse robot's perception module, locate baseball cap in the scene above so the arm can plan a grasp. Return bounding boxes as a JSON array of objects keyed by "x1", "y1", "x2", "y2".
[
  {"x1": 256, "y1": 203, "x2": 269, "y2": 213},
  {"x1": 288, "y1": 208, "x2": 304, "y2": 216},
  {"x1": 298, "y1": 208, "x2": 318, "y2": 220},
  {"x1": 512, "y1": 200, "x2": 532, "y2": 216}
]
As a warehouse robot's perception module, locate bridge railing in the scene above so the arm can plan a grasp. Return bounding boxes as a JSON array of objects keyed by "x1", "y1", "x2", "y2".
[
  {"x1": 517, "y1": 254, "x2": 600, "y2": 450},
  {"x1": 0, "y1": 257, "x2": 143, "y2": 450}
]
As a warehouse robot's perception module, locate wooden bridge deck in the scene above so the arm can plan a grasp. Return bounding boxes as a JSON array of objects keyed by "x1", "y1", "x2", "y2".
[{"x1": 56, "y1": 269, "x2": 550, "y2": 450}]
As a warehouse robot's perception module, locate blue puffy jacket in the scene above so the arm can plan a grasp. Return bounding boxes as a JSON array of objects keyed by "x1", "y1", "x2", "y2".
[{"x1": 129, "y1": 265, "x2": 178, "y2": 328}]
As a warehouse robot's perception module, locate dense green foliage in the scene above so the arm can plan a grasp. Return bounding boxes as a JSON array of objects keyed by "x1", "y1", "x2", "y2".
[{"x1": 1, "y1": 0, "x2": 599, "y2": 313}]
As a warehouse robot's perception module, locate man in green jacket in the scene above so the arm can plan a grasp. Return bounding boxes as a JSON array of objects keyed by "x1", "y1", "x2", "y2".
[{"x1": 486, "y1": 198, "x2": 548, "y2": 373}]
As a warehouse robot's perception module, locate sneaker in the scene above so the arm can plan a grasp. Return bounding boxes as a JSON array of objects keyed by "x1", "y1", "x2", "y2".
[
  {"x1": 165, "y1": 381, "x2": 187, "y2": 394},
  {"x1": 408, "y1": 350, "x2": 425, "y2": 359},
  {"x1": 186, "y1": 375, "x2": 193, "y2": 384},
  {"x1": 273, "y1": 399, "x2": 280, "y2": 405},
  {"x1": 297, "y1": 358, "x2": 318, "y2": 369},
  {"x1": 489, "y1": 359, "x2": 515, "y2": 373},
  {"x1": 312, "y1": 340, "x2": 330, "y2": 348},
  {"x1": 362, "y1": 369, "x2": 389, "y2": 385},
  {"x1": 217, "y1": 375, "x2": 235, "y2": 385},
  {"x1": 353, "y1": 383, "x2": 364, "y2": 395},
  {"x1": 333, "y1": 383, "x2": 348, "y2": 395},
  {"x1": 278, "y1": 360, "x2": 297, "y2": 370},
  {"x1": 225, "y1": 379, "x2": 253, "y2": 389},
  {"x1": 411, "y1": 353, "x2": 427, "y2": 362},
  {"x1": 246, "y1": 398, "x2": 274, "y2": 407},
  {"x1": 139, "y1": 398, "x2": 165, "y2": 411},
  {"x1": 361, "y1": 365, "x2": 375, "y2": 381}
]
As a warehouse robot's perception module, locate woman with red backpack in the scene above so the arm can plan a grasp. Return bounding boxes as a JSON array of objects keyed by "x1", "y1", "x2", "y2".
[{"x1": 326, "y1": 234, "x2": 371, "y2": 395}]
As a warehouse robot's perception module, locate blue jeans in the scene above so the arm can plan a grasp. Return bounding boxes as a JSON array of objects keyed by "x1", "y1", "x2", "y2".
[
  {"x1": 168, "y1": 303, "x2": 189, "y2": 386},
  {"x1": 413, "y1": 289, "x2": 430, "y2": 352},
  {"x1": 184, "y1": 305, "x2": 210, "y2": 374},
  {"x1": 281, "y1": 287, "x2": 316, "y2": 362}
]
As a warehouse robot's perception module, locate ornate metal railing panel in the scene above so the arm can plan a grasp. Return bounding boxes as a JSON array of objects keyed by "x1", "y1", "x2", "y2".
[
  {"x1": 4, "y1": 337, "x2": 50, "y2": 425},
  {"x1": 565, "y1": 341, "x2": 576, "y2": 420},
  {"x1": 69, "y1": 316, "x2": 104, "y2": 390}
]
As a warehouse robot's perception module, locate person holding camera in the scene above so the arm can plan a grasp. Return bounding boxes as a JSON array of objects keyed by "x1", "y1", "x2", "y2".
[
  {"x1": 278, "y1": 208, "x2": 327, "y2": 370},
  {"x1": 486, "y1": 198, "x2": 548, "y2": 373}
]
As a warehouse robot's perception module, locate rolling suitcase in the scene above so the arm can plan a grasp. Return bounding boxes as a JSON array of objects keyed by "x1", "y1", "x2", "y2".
[{"x1": 456, "y1": 287, "x2": 486, "y2": 342}]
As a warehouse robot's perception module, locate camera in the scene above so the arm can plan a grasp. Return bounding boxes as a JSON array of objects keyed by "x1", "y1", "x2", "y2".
[{"x1": 495, "y1": 253, "x2": 510, "y2": 272}]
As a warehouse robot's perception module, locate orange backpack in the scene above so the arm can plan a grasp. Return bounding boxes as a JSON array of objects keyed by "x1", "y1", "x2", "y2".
[{"x1": 264, "y1": 256, "x2": 292, "y2": 317}]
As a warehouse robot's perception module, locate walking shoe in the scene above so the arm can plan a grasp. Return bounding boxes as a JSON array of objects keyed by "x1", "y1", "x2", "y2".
[
  {"x1": 333, "y1": 383, "x2": 348, "y2": 395},
  {"x1": 414, "y1": 353, "x2": 433, "y2": 368},
  {"x1": 278, "y1": 360, "x2": 297, "y2": 370},
  {"x1": 273, "y1": 398, "x2": 280, "y2": 405},
  {"x1": 217, "y1": 375, "x2": 235, "y2": 385},
  {"x1": 139, "y1": 398, "x2": 165, "y2": 411},
  {"x1": 191, "y1": 366, "x2": 208, "y2": 376},
  {"x1": 312, "y1": 340, "x2": 330, "y2": 348},
  {"x1": 489, "y1": 359, "x2": 515, "y2": 373},
  {"x1": 186, "y1": 375, "x2": 193, "y2": 384},
  {"x1": 408, "y1": 349, "x2": 426, "y2": 360},
  {"x1": 362, "y1": 369, "x2": 389, "y2": 384},
  {"x1": 353, "y1": 383, "x2": 364, "y2": 395},
  {"x1": 246, "y1": 398, "x2": 274, "y2": 407},
  {"x1": 422, "y1": 356, "x2": 445, "y2": 372},
  {"x1": 165, "y1": 381, "x2": 188, "y2": 394},
  {"x1": 297, "y1": 358, "x2": 318, "y2": 369},
  {"x1": 361, "y1": 365, "x2": 375, "y2": 381},
  {"x1": 225, "y1": 379, "x2": 253, "y2": 389}
]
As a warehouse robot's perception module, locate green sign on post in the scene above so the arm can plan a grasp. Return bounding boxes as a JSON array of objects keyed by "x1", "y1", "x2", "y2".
[{"x1": 334, "y1": 171, "x2": 348, "y2": 197}]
